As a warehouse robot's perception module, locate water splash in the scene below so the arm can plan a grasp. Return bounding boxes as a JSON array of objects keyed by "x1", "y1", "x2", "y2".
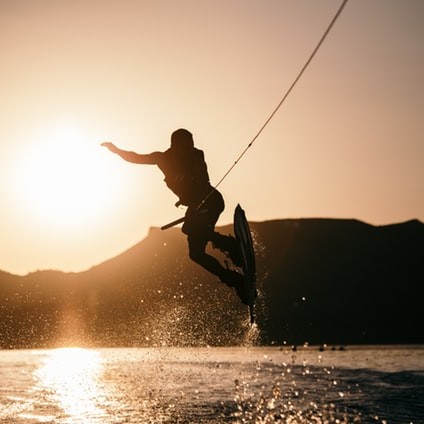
[
  {"x1": 232, "y1": 347, "x2": 366, "y2": 423},
  {"x1": 242, "y1": 321, "x2": 261, "y2": 347}
]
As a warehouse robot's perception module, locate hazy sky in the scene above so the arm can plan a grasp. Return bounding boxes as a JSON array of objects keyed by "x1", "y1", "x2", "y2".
[{"x1": 1, "y1": 0, "x2": 423, "y2": 275}]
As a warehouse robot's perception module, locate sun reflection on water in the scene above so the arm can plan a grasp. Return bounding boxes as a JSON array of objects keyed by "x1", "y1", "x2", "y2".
[{"x1": 34, "y1": 347, "x2": 106, "y2": 421}]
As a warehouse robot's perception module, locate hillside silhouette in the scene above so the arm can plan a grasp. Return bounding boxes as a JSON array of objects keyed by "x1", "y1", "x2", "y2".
[{"x1": 0, "y1": 218, "x2": 423, "y2": 348}]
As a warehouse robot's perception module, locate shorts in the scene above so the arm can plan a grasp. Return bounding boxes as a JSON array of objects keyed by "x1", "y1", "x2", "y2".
[{"x1": 182, "y1": 189, "x2": 224, "y2": 240}]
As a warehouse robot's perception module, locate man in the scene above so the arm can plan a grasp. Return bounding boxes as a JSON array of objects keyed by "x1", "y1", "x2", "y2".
[{"x1": 102, "y1": 128, "x2": 248, "y2": 304}]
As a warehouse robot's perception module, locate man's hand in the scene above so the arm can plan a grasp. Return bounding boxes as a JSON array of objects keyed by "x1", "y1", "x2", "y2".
[{"x1": 101, "y1": 142, "x2": 118, "y2": 153}]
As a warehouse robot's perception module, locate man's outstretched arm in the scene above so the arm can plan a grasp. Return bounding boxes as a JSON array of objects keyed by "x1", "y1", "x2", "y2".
[{"x1": 101, "y1": 142, "x2": 161, "y2": 164}]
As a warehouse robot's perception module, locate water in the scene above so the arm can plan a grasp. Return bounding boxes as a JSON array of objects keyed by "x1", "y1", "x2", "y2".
[{"x1": 0, "y1": 345, "x2": 423, "y2": 423}]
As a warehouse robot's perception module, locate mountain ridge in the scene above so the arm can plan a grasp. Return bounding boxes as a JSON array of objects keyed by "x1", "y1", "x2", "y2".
[{"x1": 1, "y1": 217, "x2": 423, "y2": 348}]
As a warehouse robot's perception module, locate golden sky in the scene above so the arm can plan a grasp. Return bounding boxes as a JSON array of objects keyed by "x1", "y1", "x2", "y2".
[{"x1": 1, "y1": 0, "x2": 423, "y2": 275}]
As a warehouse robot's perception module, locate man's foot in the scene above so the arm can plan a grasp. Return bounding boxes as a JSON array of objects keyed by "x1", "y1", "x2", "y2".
[
  {"x1": 219, "y1": 269, "x2": 242, "y2": 287},
  {"x1": 219, "y1": 269, "x2": 249, "y2": 305},
  {"x1": 235, "y1": 281, "x2": 258, "y2": 306},
  {"x1": 235, "y1": 285, "x2": 250, "y2": 306}
]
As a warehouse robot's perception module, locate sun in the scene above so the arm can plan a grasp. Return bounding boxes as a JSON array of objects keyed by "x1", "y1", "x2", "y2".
[{"x1": 13, "y1": 123, "x2": 123, "y2": 232}]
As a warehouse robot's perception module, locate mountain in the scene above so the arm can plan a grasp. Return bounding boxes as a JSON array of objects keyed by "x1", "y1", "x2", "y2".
[{"x1": 1, "y1": 218, "x2": 423, "y2": 348}]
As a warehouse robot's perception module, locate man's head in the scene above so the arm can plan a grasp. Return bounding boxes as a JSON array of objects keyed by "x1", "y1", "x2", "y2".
[{"x1": 171, "y1": 128, "x2": 194, "y2": 150}]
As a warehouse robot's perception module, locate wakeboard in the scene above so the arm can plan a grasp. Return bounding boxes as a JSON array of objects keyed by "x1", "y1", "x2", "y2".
[{"x1": 234, "y1": 204, "x2": 257, "y2": 324}]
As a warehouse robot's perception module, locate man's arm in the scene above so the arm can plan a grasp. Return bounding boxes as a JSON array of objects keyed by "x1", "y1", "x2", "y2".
[{"x1": 101, "y1": 142, "x2": 161, "y2": 164}]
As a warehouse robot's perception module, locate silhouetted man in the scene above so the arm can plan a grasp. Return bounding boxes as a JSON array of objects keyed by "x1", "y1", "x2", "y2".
[{"x1": 102, "y1": 129, "x2": 248, "y2": 303}]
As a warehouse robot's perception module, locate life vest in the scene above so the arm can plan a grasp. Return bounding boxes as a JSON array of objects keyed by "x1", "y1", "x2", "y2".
[{"x1": 158, "y1": 147, "x2": 211, "y2": 206}]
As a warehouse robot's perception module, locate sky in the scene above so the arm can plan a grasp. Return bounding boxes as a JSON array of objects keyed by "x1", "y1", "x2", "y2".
[{"x1": 1, "y1": 0, "x2": 423, "y2": 276}]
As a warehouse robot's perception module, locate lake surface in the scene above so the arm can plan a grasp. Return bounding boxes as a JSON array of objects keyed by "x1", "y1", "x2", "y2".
[{"x1": 0, "y1": 344, "x2": 423, "y2": 423}]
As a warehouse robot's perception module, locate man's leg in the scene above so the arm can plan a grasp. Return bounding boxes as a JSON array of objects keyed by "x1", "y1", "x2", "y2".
[
  {"x1": 188, "y1": 236, "x2": 242, "y2": 288},
  {"x1": 187, "y1": 236, "x2": 247, "y2": 304},
  {"x1": 182, "y1": 191, "x2": 248, "y2": 304}
]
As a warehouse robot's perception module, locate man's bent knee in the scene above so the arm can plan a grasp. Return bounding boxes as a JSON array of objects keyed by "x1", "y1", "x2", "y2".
[
  {"x1": 188, "y1": 238, "x2": 207, "y2": 264},
  {"x1": 189, "y1": 248, "x2": 205, "y2": 264}
]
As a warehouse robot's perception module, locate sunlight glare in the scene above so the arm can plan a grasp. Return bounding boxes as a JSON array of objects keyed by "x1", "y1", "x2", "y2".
[
  {"x1": 34, "y1": 347, "x2": 105, "y2": 420},
  {"x1": 13, "y1": 123, "x2": 123, "y2": 232}
]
